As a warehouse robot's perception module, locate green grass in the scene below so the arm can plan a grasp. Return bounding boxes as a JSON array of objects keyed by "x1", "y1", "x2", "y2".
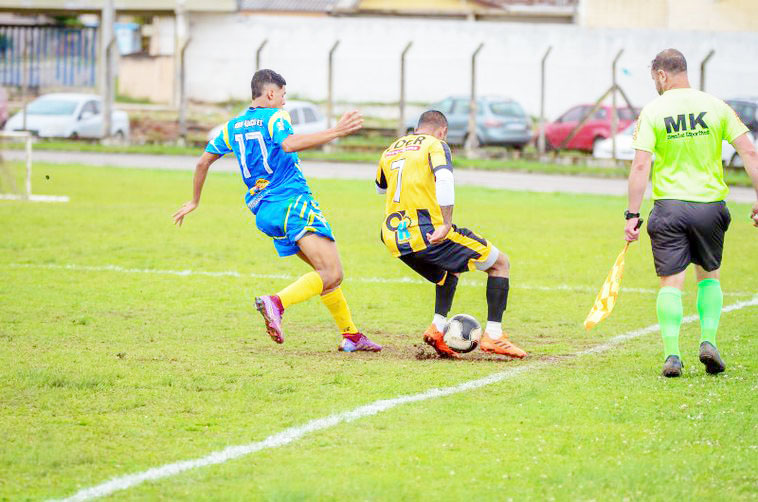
[{"x1": 0, "y1": 162, "x2": 757, "y2": 501}]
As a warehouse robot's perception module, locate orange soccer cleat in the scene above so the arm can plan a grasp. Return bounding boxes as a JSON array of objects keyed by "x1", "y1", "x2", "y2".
[
  {"x1": 480, "y1": 332, "x2": 527, "y2": 359},
  {"x1": 423, "y1": 324, "x2": 460, "y2": 359}
]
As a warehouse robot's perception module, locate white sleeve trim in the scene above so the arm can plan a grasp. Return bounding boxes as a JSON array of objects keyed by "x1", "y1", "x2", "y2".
[
  {"x1": 375, "y1": 185, "x2": 387, "y2": 195},
  {"x1": 435, "y1": 168, "x2": 455, "y2": 206}
]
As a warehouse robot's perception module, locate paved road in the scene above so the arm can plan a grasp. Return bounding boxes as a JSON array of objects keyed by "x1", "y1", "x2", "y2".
[{"x1": 5, "y1": 149, "x2": 757, "y2": 203}]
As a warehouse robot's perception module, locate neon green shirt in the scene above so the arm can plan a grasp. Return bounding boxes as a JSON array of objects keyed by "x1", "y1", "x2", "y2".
[{"x1": 632, "y1": 88, "x2": 748, "y2": 202}]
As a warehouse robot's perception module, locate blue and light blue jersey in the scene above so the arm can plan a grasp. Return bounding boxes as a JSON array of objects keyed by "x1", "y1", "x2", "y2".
[{"x1": 206, "y1": 107, "x2": 310, "y2": 212}]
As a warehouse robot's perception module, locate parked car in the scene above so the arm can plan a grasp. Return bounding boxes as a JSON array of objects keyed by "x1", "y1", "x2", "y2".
[
  {"x1": 721, "y1": 132, "x2": 756, "y2": 169},
  {"x1": 0, "y1": 87, "x2": 8, "y2": 128},
  {"x1": 207, "y1": 100, "x2": 327, "y2": 141},
  {"x1": 3, "y1": 93, "x2": 130, "y2": 139},
  {"x1": 725, "y1": 97, "x2": 758, "y2": 133},
  {"x1": 405, "y1": 96, "x2": 531, "y2": 148},
  {"x1": 544, "y1": 104, "x2": 638, "y2": 152},
  {"x1": 592, "y1": 122, "x2": 636, "y2": 160}
]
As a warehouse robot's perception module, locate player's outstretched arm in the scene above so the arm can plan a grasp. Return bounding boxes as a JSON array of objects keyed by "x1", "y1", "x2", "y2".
[
  {"x1": 173, "y1": 152, "x2": 222, "y2": 226},
  {"x1": 281, "y1": 110, "x2": 363, "y2": 153},
  {"x1": 731, "y1": 133, "x2": 758, "y2": 227},
  {"x1": 625, "y1": 149, "x2": 653, "y2": 241}
]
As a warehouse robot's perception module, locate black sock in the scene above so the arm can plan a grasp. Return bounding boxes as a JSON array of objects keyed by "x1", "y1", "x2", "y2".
[
  {"x1": 435, "y1": 273, "x2": 458, "y2": 317},
  {"x1": 486, "y1": 276, "x2": 509, "y2": 322}
]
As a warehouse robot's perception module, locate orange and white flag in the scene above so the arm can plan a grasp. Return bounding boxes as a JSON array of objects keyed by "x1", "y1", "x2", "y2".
[{"x1": 584, "y1": 243, "x2": 630, "y2": 330}]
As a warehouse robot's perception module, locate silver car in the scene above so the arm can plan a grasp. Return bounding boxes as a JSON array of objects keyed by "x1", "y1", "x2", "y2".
[
  {"x1": 406, "y1": 96, "x2": 531, "y2": 148},
  {"x1": 4, "y1": 93, "x2": 130, "y2": 140}
]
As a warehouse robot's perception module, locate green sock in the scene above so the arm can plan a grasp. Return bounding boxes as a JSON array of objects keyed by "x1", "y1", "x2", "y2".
[
  {"x1": 697, "y1": 278, "x2": 723, "y2": 347},
  {"x1": 657, "y1": 287, "x2": 683, "y2": 359}
]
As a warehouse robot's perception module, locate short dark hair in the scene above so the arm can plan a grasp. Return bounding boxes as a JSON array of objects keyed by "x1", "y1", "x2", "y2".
[
  {"x1": 417, "y1": 110, "x2": 448, "y2": 129},
  {"x1": 651, "y1": 49, "x2": 687, "y2": 74},
  {"x1": 251, "y1": 69, "x2": 286, "y2": 99}
]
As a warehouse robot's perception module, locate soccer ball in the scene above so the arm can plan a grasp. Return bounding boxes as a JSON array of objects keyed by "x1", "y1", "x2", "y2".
[{"x1": 443, "y1": 314, "x2": 482, "y2": 353}]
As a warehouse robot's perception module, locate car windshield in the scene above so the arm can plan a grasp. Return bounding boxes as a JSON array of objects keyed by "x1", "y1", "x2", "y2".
[
  {"x1": 26, "y1": 99, "x2": 78, "y2": 116},
  {"x1": 621, "y1": 123, "x2": 635, "y2": 135},
  {"x1": 489, "y1": 101, "x2": 524, "y2": 117}
]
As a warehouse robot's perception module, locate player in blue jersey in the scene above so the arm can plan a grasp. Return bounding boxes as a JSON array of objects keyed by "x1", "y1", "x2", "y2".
[{"x1": 173, "y1": 69, "x2": 382, "y2": 352}]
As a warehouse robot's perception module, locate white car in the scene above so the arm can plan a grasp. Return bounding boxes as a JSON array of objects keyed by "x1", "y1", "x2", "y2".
[
  {"x1": 721, "y1": 132, "x2": 756, "y2": 168},
  {"x1": 207, "y1": 100, "x2": 327, "y2": 141},
  {"x1": 592, "y1": 123, "x2": 636, "y2": 161},
  {"x1": 4, "y1": 93, "x2": 130, "y2": 140}
]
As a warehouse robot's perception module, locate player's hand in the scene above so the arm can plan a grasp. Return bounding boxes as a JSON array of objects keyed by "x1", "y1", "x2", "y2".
[
  {"x1": 624, "y1": 217, "x2": 640, "y2": 242},
  {"x1": 173, "y1": 200, "x2": 198, "y2": 226},
  {"x1": 427, "y1": 224, "x2": 452, "y2": 245},
  {"x1": 334, "y1": 110, "x2": 363, "y2": 137},
  {"x1": 751, "y1": 202, "x2": 758, "y2": 228}
]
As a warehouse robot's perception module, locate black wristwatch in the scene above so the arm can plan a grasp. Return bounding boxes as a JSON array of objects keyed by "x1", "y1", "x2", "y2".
[{"x1": 624, "y1": 210, "x2": 640, "y2": 220}]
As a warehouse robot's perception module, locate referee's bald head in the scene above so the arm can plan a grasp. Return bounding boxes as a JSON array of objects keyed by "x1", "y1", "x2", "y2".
[{"x1": 651, "y1": 49, "x2": 687, "y2": 75}]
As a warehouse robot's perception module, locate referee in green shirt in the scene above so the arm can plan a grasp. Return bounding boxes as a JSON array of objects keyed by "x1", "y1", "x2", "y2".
[{"x1": 625, "y1": 49, "x2": 758, "y2": 377}]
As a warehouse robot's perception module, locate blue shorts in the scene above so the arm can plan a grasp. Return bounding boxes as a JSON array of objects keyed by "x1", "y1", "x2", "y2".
[{"x1": 250, "y1": 193, "x2": 335, "y2": 257}]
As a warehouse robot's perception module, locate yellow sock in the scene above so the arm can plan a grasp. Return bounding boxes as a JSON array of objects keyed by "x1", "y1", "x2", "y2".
[
  {"x1": 277, "y1": 271, "x2": 323, "y2": 309},
  {"x1": 320, "y1": 287, "x2": 358, "y2": 334}
]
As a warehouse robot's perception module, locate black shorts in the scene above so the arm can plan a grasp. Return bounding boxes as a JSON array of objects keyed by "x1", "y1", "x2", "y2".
[
  {"x1": 646, "y1": 199, "x2": 731, "y2": 277},
  {"x1": 398, "y1": 226, "x2": 498, "y2": 284}
]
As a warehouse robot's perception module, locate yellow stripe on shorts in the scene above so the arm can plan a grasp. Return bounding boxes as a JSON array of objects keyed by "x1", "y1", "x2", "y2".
[{"x1": 447, "y1": 230, "x2": 492, "y2": 270}]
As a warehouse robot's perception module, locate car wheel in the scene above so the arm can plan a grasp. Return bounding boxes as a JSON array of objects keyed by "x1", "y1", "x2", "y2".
[
  {"x1": 113, "y1": 130, "x2": 126, "y2": 144},
  {"x1": 463, "y1": 133, "x2": 483, "y2": 147}
]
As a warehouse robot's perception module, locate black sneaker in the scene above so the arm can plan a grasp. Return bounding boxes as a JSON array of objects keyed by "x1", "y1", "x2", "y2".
[
  {"x1": 662, "y1": 355, "x2": 683, "y2": 377},
  {"x1": 699, "y1": 341, "x2": 726, "y2": 375}
]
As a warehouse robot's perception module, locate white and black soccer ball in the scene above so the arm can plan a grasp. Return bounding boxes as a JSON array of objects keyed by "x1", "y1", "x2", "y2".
[{"x1": 443, "y1": 314, "x2": 482, "y2": 353}]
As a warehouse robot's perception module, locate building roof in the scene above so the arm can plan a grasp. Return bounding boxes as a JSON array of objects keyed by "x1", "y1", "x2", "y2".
[
  {"x1": 0, "y1": 0, "x2": 237, "y2": 14},
  {"x1": 239, "y1": 0, "x2": 358, "y2": 13}
]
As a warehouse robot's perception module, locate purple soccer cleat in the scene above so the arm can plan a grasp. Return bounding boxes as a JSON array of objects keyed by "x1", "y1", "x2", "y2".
[
  {"x1": 254, "y1": 295, "x2": 285, "y2": 344},
  {"x1": 339, "y1": 332, "x2": 382, "y2": 353}
]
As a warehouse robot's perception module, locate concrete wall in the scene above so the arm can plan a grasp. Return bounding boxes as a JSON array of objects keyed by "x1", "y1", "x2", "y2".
[
  {"x1": 118, "y1": 55, "x2": 174, "y2": 104},
  {"x1": 184, "y1": 13, "x2": 758, "y2": 120}
]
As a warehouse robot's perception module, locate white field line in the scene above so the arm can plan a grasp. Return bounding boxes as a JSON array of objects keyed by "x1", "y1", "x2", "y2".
[
  {"x1": 53, "y1": 295, "x2": 758, "y2": 502},
  {"x1": 8, "y1": 262, "x2": 754, "y2": 297}
]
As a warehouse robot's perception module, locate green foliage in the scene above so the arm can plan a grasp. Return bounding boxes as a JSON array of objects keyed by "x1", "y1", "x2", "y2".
[{"x1": 0, "y1": 163, "x2": 756, "y2": 500}]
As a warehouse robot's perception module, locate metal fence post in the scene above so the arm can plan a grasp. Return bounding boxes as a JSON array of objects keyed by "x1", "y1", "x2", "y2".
[
  {"x1": 538, "y1": 45, "x2": 552, "y2": 156},
  {"x1": 175, "y1": 0, "x2": 190, "y2": 145},
  {"x1": 611, "y1": 49, "x2": 623, "y2": 162},
  {"x1": 700, "y1": 49, "x2": 715, "y2": 91},
  {"x1": 465, "y1": 42, "x2": 484, "y2": 156},
  {"x1": 256, "y1": 39, "x2": 268, "y2": 72},
  {"x1": 21, "y1": 28, "x2": 31, "y2": 131},
  {"x1": 327, "y1": 40, "x2": 340, "y2": 129},
  {"x1": 397, "y1": 41, "x2": 413, "y2": 137},
  {"x1": 100, "y1": 0, "x2": 115, "y2": 142}
]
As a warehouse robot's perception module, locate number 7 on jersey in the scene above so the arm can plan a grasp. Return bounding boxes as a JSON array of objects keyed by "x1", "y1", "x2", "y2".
[{"x1": 390, "y1": 158, "x2": 405, "y2": 203}]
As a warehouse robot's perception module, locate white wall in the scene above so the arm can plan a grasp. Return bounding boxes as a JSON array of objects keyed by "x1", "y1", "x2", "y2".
[{"x1": 185, "y1": 13, "x2": 758, "y2": 120}]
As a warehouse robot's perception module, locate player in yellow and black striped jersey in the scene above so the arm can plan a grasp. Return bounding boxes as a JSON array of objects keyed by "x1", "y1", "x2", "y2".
[{"x1": 375, "y1": 110, "x2": 527, "y2": 359}]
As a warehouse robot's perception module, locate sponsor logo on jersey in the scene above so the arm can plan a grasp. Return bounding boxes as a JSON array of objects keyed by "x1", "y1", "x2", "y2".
[{"x1": 664, "y1": 112, "x2": 709, "y2": 139}]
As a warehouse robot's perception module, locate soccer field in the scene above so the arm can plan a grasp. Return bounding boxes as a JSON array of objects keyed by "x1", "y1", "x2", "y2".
[{"x1": 1, "y1": 162, "x2": 757, "y2": 501}]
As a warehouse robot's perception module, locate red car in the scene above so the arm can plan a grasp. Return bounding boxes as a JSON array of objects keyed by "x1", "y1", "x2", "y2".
[{"x1": 544, "y1": 104, "x2": 638, "y2": 152}]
